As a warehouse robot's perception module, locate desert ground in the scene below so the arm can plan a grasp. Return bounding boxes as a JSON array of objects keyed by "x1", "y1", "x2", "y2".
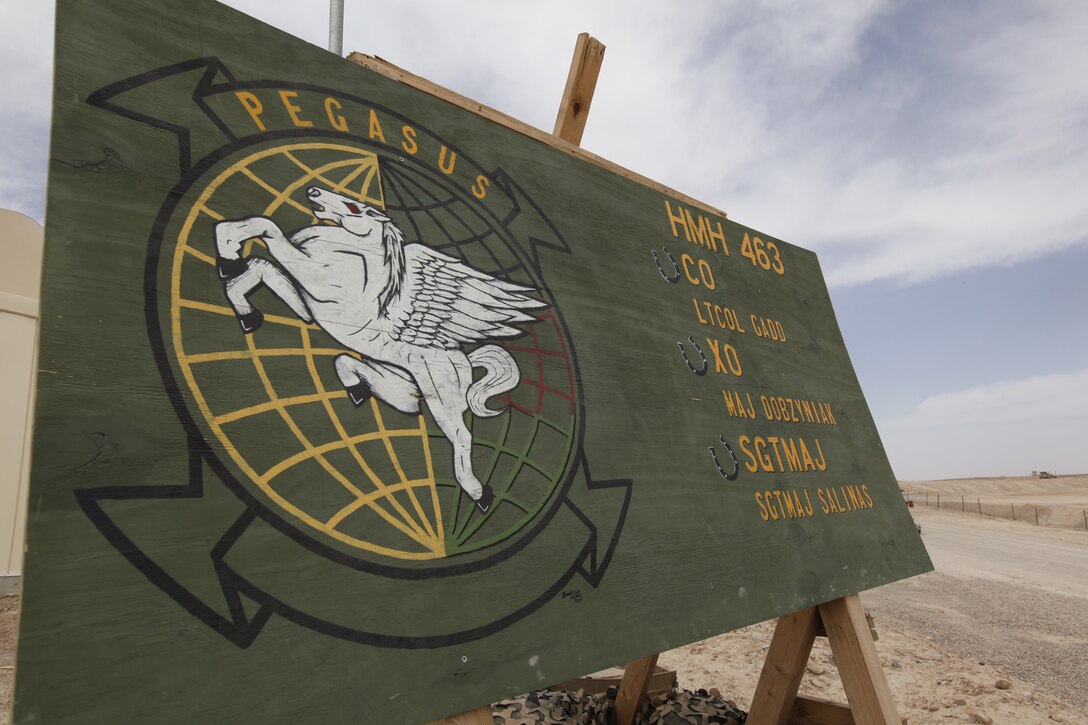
[
  {"x1": 4, "y1": 476, "x2": 1087, "y2": 724},
  {"x1": 660, "y1": 505, "x2": 1088, "y2": 724},
  {"x1": 900, "y1": 473, "x2": 1088, "y2": 531}
]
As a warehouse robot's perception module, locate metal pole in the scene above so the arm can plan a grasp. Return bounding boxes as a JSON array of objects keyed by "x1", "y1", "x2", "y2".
[{"x1": 329, "y1": 0, "x2": 345, "y2": 56}]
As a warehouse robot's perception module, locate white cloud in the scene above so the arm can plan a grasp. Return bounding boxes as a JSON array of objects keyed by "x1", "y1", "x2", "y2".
[
  {"x1": 699, "y1": 1, "x2": 1088, "y2": 288},
  {"x1": 2, "y1": 1, "x2": 1085, "y2": 482},
  {"x1": 0, "y1": 1, "x2": 55, "y2": 220},
  {"x1": 3, "y1": 0, "x2": 1088, "y2": 285},
  {"x1": 878, "y1": 369, "x2": 1088, "y2": 479}
]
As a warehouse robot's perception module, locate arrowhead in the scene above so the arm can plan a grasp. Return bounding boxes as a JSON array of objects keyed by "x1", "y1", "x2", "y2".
[
  {"x1": 489, "y1": 168, "x2": 572, "y2": 270},
  {"x1": 76, "y1": 448, "x2": 273, "y2": 647},
  {"x1": 562, "y1": 454, "x2": 632, "y2": 587},
  {"x1": 87, "y1": 58, "x2": 238, "y2": 176}
]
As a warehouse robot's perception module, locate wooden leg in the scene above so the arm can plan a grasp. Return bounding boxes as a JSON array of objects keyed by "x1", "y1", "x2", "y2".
[
  {"x1": 792, "y1": 694, "x2": 855, "y2": 724},
  {"x1": 818, "y1": 595, "x2": 900, "y2": 725},
  {"x1": 747, "y1": 606, "x2": 820, "y2": 725},
  {"x1": 552, "y1": 32, "x2": 606, "y2": 144},
  {"x1": 614, "y1": 654, "x2": 659, "y2": 725},
  {"x1": 425, "y1": 704, "x2": 492, "y2": 725}
]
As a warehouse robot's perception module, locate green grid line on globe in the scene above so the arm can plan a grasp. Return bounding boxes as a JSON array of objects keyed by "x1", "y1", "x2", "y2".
[{"x1": 167, "y1": 140, "x2": 577, "y2": 564}]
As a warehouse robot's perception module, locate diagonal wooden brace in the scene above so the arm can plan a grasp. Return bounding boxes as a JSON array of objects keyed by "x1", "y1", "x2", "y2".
[{"x1": 748, "y1": 594, "x2": 900, "y2": 725}]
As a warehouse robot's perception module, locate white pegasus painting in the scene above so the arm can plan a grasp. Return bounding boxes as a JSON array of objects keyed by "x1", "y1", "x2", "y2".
[{"x1": 213, "y1": 186, "x2": 547, "y2": 512}]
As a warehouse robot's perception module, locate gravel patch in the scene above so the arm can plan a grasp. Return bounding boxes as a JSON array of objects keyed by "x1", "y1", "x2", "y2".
[
  {"x1": 1, "y1": 595, "x2": 17, "y2": 725},
  {"x1": 864, "y1": 569, "x2": 1088, "y2": 710}
]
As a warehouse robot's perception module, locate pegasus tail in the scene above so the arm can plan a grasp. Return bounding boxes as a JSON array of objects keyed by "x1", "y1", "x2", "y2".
[{"x1": 466, "y1": 345, "x2": 520, "y2": 417}]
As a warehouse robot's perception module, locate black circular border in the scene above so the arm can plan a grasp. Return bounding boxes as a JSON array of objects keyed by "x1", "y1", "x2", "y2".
[{"x1": 147, "y1": 101, "x2": 587, "y2": 581}]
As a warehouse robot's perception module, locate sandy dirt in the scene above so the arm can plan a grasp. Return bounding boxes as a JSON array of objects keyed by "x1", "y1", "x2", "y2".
[
  {"x1": 901, "y1": 474, "x2": 1088, "y2": 531},
  {"x1": 659, "y1": 506, "x2": 1088, "y2": 724},
  {"x1": 661, "y1": 618, "x2": 1084, "y2": 724},
  {"x1": 4, "y1": 506, "x2": 1087, "y2": 724},
  {"x1": 0, "y1": 595, "x2": 14, "y2": 725}
]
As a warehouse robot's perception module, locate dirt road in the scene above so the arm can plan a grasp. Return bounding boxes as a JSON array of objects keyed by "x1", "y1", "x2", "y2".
[
  {"x1": 865, "y1": 507, "x2": 1088, "y2": 709},
  {"x1": 916, "y1": 506, "x2": 1088, "y2": 595}
]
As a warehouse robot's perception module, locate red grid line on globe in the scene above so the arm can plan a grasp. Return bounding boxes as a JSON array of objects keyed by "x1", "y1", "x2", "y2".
[
  {"x1": 545, "y1": 308, "x2": 577, "y2": 412},
  {"x1": 497, "y1": 310, "x2": 575, "y2": 415}
]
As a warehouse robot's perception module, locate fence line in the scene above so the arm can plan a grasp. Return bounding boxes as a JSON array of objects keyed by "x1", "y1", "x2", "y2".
[{"x1": 907, "y1": 493, "x2": 1088, "y2": 532}]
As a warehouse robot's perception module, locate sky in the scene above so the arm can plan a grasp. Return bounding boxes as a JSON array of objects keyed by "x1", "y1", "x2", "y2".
[{"x1": 1, "y1": 0, "x2": 1085, "y2": 480}]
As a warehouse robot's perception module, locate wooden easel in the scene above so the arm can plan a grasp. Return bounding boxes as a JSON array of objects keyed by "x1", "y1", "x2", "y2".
[
  {"x1": 613, "y1": 594, "x2": 899, "y2": 725},
  {"x1": 352, "y1": 34, "x2": 902, "y2": 725},
  {"x1": 417, "y1": 33, "x2": 606, "y2": 725}
]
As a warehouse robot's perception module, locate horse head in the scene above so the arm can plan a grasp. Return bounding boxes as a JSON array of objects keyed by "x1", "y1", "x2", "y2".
[
  {"x1": 307, "y1": 187, "x2": 387, "y2": 237},
  {"x1": 307, "y1": 186, "x2": 405, "y2": 316}
]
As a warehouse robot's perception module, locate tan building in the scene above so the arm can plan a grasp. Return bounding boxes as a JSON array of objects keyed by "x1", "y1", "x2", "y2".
[{"x1": 0, "y1": 208, "x2": 43, "y2": 584}]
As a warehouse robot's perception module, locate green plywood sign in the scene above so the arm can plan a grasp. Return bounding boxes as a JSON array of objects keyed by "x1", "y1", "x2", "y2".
[{"x1": 14, "y1": 0, "x2": 931, "y2": 722}]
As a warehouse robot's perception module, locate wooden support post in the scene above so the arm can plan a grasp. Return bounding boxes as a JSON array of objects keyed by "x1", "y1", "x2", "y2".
[
  {"x1": 347, "y1": 50, "x2": 724, "y2": 217},
  {"x1": 615, "y1": 653, "x2": 660, "y2": 725},
  {"x1": 818, "y1": 595, "x2": 900, "y2": 724},
  {"x1": 553, "y1": 33, "x2": 606, "y2": 145},
  {"x1": 553, "y1": 32, "x2": 664, "y2": 725},
  {"x1": 747, "y1": 606, "x2": 820, "y2": 724},
  {"x1": 554, "y1": 32, "x2": 667, "y2": 725},
  {"x1": 417, "y1": 32, "x2": 609, "y2": 725},
  {"x1": 749, "y1": 595, "x2": 898, "y2": 725},
  {"x1": 791, "y1": 694, "x2": 855, "y2": 725},
  {"x1": 425, "y1": 705, "x2": 493, "y2": 725}
]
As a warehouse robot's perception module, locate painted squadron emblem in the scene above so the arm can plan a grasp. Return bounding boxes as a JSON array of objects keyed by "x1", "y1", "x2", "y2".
[
  {"x1": 215, "y1": 186, "x2": 547, "y2": 513},
  {"x1": 79, "y1": 58, "x2": 630, "y2": 647}
]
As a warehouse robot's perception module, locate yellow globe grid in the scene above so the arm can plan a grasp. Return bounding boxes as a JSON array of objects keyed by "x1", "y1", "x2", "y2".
[{"x1": 170, "y1": 142, "x2": 447, "y2": 560}]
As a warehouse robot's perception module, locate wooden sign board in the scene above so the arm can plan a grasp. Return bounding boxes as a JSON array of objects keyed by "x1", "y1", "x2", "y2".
[{"x1": 14, "y1": 0, "x2": 931, "y2": 722}]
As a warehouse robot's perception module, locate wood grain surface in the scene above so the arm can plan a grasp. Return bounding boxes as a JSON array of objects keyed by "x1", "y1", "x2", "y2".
[{"x1": 13, "y1": 0, "x2": 931, "y2": 722}]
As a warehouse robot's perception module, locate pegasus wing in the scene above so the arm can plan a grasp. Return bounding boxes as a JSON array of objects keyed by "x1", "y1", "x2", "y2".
[{"x1": 386, "y1": 245, "x2": 547, "y2": 349}]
